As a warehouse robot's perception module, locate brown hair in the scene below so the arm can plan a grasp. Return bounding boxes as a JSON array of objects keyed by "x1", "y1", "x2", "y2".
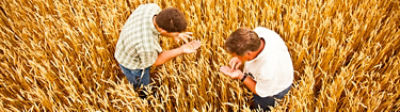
[
  {"x1": 225, "y1": 28, "x2": 261, "y2": 56},
  {"x1": 155, "y1": 8, "x2": 187, "y2": 32}
]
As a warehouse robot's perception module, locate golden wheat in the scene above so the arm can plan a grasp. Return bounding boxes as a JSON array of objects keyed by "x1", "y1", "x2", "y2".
[{"x1": 0, "y1": 0, "x2": 399, "y2": 111}]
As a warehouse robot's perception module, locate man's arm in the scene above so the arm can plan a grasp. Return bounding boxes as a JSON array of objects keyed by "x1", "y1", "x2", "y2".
[
  {"x1": 239, "y1": 74, "x2": 257, "y2": 94},
  {"x1": 220, "y1": 66, "x2": 258, "y2": 95},
  {"x1": 153, "y1": 48, "x2": 183, "y2": 66},
  {"x1": 153, "y1": 40, "x2": 201, "y2": 66}
]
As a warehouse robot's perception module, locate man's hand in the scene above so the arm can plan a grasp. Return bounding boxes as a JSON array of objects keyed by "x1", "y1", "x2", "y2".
[
  {"x1": 229, "y1": 57, "x2": 242, "y2": 70},
  {"x1": 174, "y1": 32, "x2": 193, "y2": 43},
  {"x1": 179, "y1": 40, "x2": 201, "y2": 54},
  {"x1": 220, "y1": 66, "x2": 244, "y2": 80}
]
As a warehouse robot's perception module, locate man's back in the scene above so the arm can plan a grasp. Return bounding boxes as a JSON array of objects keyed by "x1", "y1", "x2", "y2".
[
  {"x1": 114, "y1": 4, "x2": 162, "y2": 70},
  {"x1": 244, "y1": 27, "x2": 293, "y2": 97}
]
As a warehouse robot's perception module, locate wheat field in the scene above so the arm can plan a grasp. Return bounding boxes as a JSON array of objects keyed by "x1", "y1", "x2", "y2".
[{"x1": 0, "y1": 0, "x2": 399, "y2": 111}]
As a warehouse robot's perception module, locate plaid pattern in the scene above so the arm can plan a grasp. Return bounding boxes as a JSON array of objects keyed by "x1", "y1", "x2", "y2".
[{"x1": 115, "y1": 3, "x2": 162, "y2": 69}]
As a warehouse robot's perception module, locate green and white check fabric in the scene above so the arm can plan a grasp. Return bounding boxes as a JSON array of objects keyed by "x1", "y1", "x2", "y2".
[{"x1": 115, "y1": 3, "x2": 162, "y2": 70}]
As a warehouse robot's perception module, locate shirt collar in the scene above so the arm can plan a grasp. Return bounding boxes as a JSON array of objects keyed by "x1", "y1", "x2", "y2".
[{"x1": 150, "y1": 15, "x2": 160, "y2": 35}]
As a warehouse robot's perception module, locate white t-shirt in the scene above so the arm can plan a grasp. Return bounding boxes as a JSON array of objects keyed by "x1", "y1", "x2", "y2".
[{"x1": 243, "y1": 27, "x2": 294, "y2": 97}]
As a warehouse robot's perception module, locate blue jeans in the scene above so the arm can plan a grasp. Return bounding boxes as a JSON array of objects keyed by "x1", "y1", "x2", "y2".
[
  {"x1": 119, "y1": 64, "x2": 151, "y2": 88},
  {"x1": 252, "y1": 86, "x2": 291, "y2": 111}
]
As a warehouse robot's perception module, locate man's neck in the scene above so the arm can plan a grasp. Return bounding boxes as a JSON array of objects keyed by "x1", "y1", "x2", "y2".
[{"x1": 250, "y1": 39, "x2": 265, "y2": 60}]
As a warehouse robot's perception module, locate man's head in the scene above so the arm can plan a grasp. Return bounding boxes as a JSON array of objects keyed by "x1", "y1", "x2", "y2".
[
  {"x1": 154, "y1": 8, "x2": 187, "y2": 37},
  {"x1": 225, "y1": 28, "x2": 261, "y2": 61}
]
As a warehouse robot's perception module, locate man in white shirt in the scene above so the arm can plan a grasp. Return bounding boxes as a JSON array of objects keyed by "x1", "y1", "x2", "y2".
[{"x1": 220, "y1": 27, "x2": 293, "y2": 110}]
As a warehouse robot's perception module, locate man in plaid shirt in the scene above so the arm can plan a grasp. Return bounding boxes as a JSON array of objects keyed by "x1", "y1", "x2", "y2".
[{"x1": 115, "y1": 3, "x2": 200, "y2": 89}]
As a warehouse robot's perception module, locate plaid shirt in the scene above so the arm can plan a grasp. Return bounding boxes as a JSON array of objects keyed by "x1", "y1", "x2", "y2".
[{"x1": 115, "y1": 4, "x2": 162, "y2": 70}]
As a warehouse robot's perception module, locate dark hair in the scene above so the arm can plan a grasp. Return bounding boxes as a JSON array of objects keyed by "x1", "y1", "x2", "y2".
[
  {"x1": 155, "y1": 8, "x2": 187, "y2": 32},
  {"x1": 225, "y1": 28, "x2": 261, "y2": 56}
]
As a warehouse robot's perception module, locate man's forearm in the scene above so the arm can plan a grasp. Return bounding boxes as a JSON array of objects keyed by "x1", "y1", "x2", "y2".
[
  {"x1": 240, "y1": 74, "x2": 257, "y2": 94},
  {"x1": 153, "y1": 48, "x2": 183, "y2": 66}
]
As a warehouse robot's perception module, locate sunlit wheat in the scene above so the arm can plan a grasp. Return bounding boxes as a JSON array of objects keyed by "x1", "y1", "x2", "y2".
[{"x1": 0, "y1": 0, "x2": 399, "y2": 111}]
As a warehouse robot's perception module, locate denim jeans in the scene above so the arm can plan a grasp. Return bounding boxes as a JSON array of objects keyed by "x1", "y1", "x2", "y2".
[
  {"x1": 119, "y1": 64, "x2": 151, "y2": 88},
  {"x1": 252, "y1": 86, "x2": 291, "y2": 111}
]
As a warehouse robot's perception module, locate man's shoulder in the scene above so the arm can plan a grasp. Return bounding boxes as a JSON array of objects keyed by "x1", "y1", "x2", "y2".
[
  {"x1": 253, "y1": 27, "x2": 281, "y2": 39},
  {"x1": 253, "y1": 27, "x2": 273, "y2": 33},
  {"x1": 254, "y1": 27, "x2": 270, "y2": 32}
]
